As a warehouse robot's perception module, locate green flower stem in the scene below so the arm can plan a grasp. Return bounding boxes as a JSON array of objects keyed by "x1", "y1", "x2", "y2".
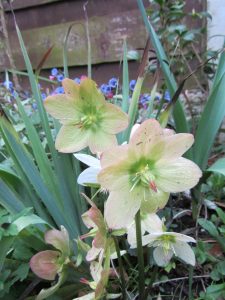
[
  {"x1": 135, "y1": 210, "x2": 145, "y2": 300},
  {"x1": 113, "y1": 236, "x2": 127, "y2": 299}
]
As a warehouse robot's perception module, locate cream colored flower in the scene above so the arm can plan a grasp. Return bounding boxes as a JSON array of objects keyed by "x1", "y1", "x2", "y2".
[
  {"x1": 44, "y1": 78, "x2": 128, "y2": 154},
  {"x1": 98, "y1": 119, "x2": 202, "y2": 229}
]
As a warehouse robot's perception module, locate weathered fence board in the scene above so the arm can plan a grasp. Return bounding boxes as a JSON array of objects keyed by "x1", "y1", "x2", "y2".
[{"x1": 1, "y1": 9, "x2": 146, "y2": 70}]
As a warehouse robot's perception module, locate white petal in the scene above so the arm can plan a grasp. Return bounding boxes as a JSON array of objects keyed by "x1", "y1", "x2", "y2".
[
  {"x1": 77, "y1": 167, "x2": 100, "y2": 186},
  {"x1": 90, "y1": 261, "x2": 103, "y2": 283},
  {"x1": 142, "y1": 233, "x2": 164, "y2": 246},
  {"x1": 142, "y1": 213, "x2": 163, "y2": 234},
  {"x1": 155, "y1": 157, "x2": 202, "y2": 193},
  {"x1": 73, "y1": 292, "x2": 95, "y2": 300},
  {"x1": 86, "y1": 246, "x2": 101, "y2": 261},
  {"x1": 74, "y1": 153, "x2": 101, "y2": 168},
  {"x1": 127, "y1": 222, "x2": 136, "y2": 247},
  {"x1": 153, "y1": 246, "x2": 173, "y2": 266},
  {"x1": 104, "y1": 189, "x2": 141, "y2": 229},
  {"x1": 110, "y1": 250, "x2": 126, "y2": 259},
  {"x1": 173, "y1": 241, "x2": 196, "y2": 266},
  {"x1": 168, "y1": 232, "x2": 196, "y2": 243}
]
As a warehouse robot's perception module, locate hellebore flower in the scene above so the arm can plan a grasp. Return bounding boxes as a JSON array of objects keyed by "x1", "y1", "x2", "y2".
[
  {"x1": 81, "y1": 200, "x2": 125, "y2": 262},
  {"x1": 73, "y1": 261, "x2": 118, "y2": 300},
  {"x1": 30, "y1": 226, "x2": 70, "y2": 280},
  {"x1": 74, "y1": 153, "x2": 101, "y2": 187},
  {"x1": 44, "y1": 78, "x2": 128, "y2": 154},
  {"x1": 98, "y1": 119, "x2": 202, "y2": 229},
  {"x1": 129, "y1": 213, "x2": 196, "y2": 266}
]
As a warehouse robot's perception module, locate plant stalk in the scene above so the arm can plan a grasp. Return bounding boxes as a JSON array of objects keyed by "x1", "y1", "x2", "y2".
[
  {"x1": 135, "y1": 210, "x2": 145, "y2": 300},
  {"x1": 113, "y1": 236, "x2": 127, "y2": 299}
]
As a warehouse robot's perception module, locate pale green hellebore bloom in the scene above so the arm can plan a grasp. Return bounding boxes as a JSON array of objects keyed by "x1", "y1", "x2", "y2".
[
  {"x1": 98, "y1": 119, "x2": 202, "y2": 229},
  {"x1": 44, "y1": 78, "x2": 128, "y2": 154},
  {"x1": 128, "y1": 213, "x2": 196, "y2": 266}
]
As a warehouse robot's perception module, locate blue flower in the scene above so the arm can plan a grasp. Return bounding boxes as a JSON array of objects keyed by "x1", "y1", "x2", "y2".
[
  {"x1": 57, "y1": 74, "x2": 64, "y2": 82},
  {"x1": 108, "y1": 77, "x2": 118, "y2": 89},
  {"x1": 129, "y1": 79, "x2": 136, "y2": 91},
  {"x1": 74, "y1": 77, "x2": 81, "y2": 84},
  {"x1": 164, "y1": 90, "x2": 171, "y2": 102},
  {"x1": 3, "y1": 80, "x2": 13, "y2": 90},
  {"x1": 32, "y1": 103, "x2": 37, "y2": 110},
  {"x1": 41, "y1": 93, "x2": 47, "y2": 101},
  {"x1": 54, "y1": 87, "x2": 64, "y2": 94},
  {"x1": 51, "y1": 68, "x2": 58, "y2": 76},
  {"x1": 140, "y1": 94, "x2": 151, "y2": 105},
  {"x1": 100, "y1": 84, "x2": 111, "y2": 95}
]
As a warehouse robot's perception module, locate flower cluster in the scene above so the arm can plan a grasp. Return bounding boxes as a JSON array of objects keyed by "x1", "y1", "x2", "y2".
[{"x1": 30, "y1": 76, "x2": 202, "y2": 299}]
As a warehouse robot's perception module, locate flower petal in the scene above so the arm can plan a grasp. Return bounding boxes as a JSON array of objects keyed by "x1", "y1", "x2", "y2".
[
  {"x1": 62, "y1": 78, "x2": 80, "y2": 98},
  {"x1": 30, "y1": 250, "x2": 60, "y2": 280},
  {"x1": 74, "y1": 153, "x2": 101, "y2": 168},
  {"x1": 55, "y1": 125, "x2": 89, "y2": 153},
  {"x1": 168, "y1": 232, "x2": 196, "y2": 243},
  {"x1": 173, "y1": 241, "x2": 196, "y2": 266},
  {"x1": 104, "y1": 189, "x2": 141, "y2": 229},
  {"x1": 90, "y1": 261, "x2": 103, "y2": 283},
  {"x1": 98, "y1": 163, "x2": 129, "y2": 191},
  {"x1": 86, "y1": 246, "x2": 102, "y2": 261},
  {"x1": 153, "y1": 246, "x2": 173, "y2": 266},
  {"x1": 140, "y1": 188, "x2": 169, "y2": 214},
  {"x1": 100, "y1": 144, "x2": 129, "y2": 168},
  {"x1": 130, "y1": 119, "x2": 163, "y2": 148},
  {"x1": 45, "y1": 226, "x2": 70, "y2": 255},
  {"x1": 79, "y1": 78, "x2": 105, "y2": 107},
  {"x1": 142, "y1": 213, "x2": 164, "y2": 234},
  {"x1": 77, "y1": 167, "x2": 100, "y2": 186},
  {"x1": 44, "y1": 94, "x2": 79, "y2": 125},
  {"x1": 88, "y1": 131, "x2": 117, "y2": 154},
  {"x1": 160, "y1": 133, "x2": 194, "y2": 161},
  {"x1": 155, "y1": 157, "x2": 202, "y2": 192},
  {"x1": 101, "y1": 103, "x2": 128, "y2": 134}
]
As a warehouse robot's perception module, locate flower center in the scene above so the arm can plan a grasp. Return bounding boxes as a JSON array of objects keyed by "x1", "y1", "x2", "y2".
[
  {"x1": 78, "y1": 110, "x2": 103, "y2": 130},
  {"x1": 158, "y1": 234, "x2": 176, "y2": 253},
  {"x1": 130, "y1": 163, "x2": 157, "y2": 192}
]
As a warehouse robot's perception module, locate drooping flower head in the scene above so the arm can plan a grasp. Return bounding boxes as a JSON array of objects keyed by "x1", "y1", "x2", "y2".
[
  {"x1": 44, "y1": 78, "x2": 128, "y2": 154},
  {"x1": 128, "y1": 213, "x2": 196, "y2": 266},
  {"x1": 98, "y1": 119, "x2": 202, "y2": 229},
  {"x1": 30, "y1": 226, "x2": 70, "y2": 280}
]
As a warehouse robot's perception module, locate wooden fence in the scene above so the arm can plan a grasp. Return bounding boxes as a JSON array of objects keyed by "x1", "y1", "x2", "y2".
[{"x1": 1, "y1": 0, "x2": 205, "y2": 82}]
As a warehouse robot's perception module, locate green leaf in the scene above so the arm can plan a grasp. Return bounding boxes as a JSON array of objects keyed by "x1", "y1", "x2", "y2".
[
  {"x1": 36, "y1": 270, "x2": 66, "y2": 300},
  {"x1": 198, "y1": 218, "x2": 219, "y2": 237},
  {"x1": 122, "y1": 39, "x2": 129, "y2": 113},
  {"x1": 205, "y1": 283, "x2": 225, "y2": 299},
  {"x1": 207, "y1": 158, "x2": 225, "y2": 176},
  {"x1": 137, "y1": 0, "x2": 189, "y2": 137},
  {"x1": 193, "y1": 74, "x2": 225, "y2": 170}
]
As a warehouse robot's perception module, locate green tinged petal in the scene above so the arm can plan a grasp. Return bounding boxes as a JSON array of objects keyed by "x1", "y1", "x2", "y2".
[
  {"x1": 104, "y1": 189, "x2": 141, "y2": 229},
  {"x1": 88, "y1": 131, "x2": 117, "y2": 154},
  {"x1": 155, "y1": 157, "x2": 202, "y2": 192},
  {"x1": 55, "y1": 125, "x2": 89, "y2": 153},
  {"x1": 101, "y1": 103, "x2": 128, "y2": 134},
  {"x1": 44, "y1": 94, "x2": 79, "y2": 125},
  {"x1": 153, "y1": 246, "x2": 173, "y2": 266},
  {"x1": 173, "y1": 241, "x2": 195, "y2": 266}
]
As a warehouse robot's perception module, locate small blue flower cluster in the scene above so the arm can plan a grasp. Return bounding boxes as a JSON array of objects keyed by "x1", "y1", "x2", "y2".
[
  {"x1": 100, "y1": 77, "x2": 118, "y2": 98},
  {"x1": 50, "y1": 68, "x2": 64, "y2": 83}
]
